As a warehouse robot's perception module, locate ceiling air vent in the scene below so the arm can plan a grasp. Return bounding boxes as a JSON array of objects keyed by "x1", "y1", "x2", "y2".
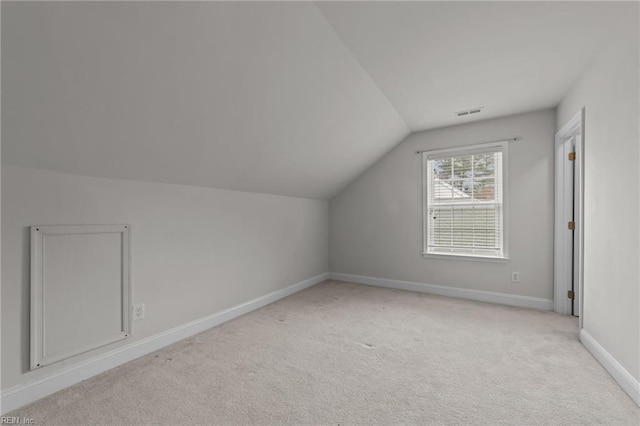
[{"x1": 455, "y1": 107, "x2": 484, "y2": 117}]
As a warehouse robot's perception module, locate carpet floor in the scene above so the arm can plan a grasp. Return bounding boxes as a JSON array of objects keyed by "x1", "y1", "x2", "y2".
[{"x1": 9, "y1": 280, "x2": 640, "y2": 425}]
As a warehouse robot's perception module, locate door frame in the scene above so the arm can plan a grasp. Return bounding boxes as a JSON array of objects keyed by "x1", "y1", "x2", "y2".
[{"x1": 554, "y1": 108, "x2": 585, "y2": 329}]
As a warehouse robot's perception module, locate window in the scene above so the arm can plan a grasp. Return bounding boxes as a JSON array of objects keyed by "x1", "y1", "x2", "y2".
[{"x1": 423, "y1": 142, "x2": 507, "y2": 259}]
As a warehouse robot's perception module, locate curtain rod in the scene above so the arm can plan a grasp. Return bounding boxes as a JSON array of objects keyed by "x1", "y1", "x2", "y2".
[{"x1": 415, "y1": 137, "x2": 522, "y2": 154}]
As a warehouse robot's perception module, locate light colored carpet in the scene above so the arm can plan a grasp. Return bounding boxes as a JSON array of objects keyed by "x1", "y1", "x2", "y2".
[{"x1": 9, "y1": 280, "x2": 640, "y2": 425}]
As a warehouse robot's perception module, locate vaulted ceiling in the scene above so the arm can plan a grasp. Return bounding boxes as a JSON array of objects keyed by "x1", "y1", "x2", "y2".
[
  {"x1": 2, "y1": 2, "x2": 634, "y2": 199},
  {"x1": 316, "y1": 1, "x2": 632, "y2": 131}
]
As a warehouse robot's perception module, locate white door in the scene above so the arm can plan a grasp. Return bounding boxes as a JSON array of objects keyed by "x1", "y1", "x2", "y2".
[
  {"x1": 562, "y1": 136, "x2": 577, "y2": 316},
  {"x1": 572, "y1": 134, "x2": 582, "y2": 318},
  {"x1": 554, "y1": 108, "x2": 584, "y2": 323},
  {"x1": 555, "y1": 135, "x2": 577, "y2": 316}
]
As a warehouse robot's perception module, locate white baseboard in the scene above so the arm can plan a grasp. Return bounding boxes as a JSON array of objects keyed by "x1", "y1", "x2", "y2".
[
  {"x1": 580, "y1": 329, "x2": 640, "y2": 406},
  {"x1": 0, "y1": 272, "x2": 329, "y2": 415},
  {"x1": 329, "y1": 272, "x2": 553, "y2": 311}
]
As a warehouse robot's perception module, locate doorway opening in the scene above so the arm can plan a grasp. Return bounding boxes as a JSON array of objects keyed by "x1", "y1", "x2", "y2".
[{"x1": 554, "y1": 108, "x2": 585, "y2": 328}]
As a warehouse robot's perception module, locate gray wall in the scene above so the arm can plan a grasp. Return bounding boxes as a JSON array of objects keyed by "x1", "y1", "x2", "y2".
[
  {"x1": 330, "y1": 109, "x2": 556, "y2": 300},
  {"x1": 557, "y1": 12, "x2": 639, "y2": 381},
  {"x1": 1, "y1": 165, "x2": 328, "y2": 390}
]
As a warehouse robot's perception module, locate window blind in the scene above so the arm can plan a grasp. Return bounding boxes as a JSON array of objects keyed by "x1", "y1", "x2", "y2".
[{"x1": 424, "y1": 145, "x2": 504, "y2": 257}]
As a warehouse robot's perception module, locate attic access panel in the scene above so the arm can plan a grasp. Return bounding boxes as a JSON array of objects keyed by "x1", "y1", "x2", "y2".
[{"x1": 30, "y1": 224, "x2": 131, "y2": 370}]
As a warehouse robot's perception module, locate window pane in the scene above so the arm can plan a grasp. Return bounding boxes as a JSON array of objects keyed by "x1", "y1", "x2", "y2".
[
  {"x1": 432, "y1": 159, "x2": 452, "y2": 180},
  {"x1": 430, "y1": 207, "x2": 452, "y2": 246},
  {"x1": 452, "y1": 155, "x2": 472, "y2": 179},
  {"x1": 472, "y1": 206, "x2": 498, "y2": 248},
  {"x1": 472, "y1": 178, "x2": 495, "y2": 201},
  {"x1": 472, "y1": 153, "x2": 495, "y2": 177},
  {"x1": 451, "y1": 207, "x2": 472, "y2": 247},
  {"x1": 450, "y1": 179, "x2": 473, "y2": 197},
  {"x1": 433, "y1": 178, "x2": 454, "y2": 202},
  {"x1": 430, "y1": 206, "x2": 500, "y2": 250}
]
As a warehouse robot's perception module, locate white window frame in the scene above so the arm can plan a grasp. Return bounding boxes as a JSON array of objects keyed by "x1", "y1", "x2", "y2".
[{"x1": 422, "y1": 141, "x2": 509, "y2": 262}]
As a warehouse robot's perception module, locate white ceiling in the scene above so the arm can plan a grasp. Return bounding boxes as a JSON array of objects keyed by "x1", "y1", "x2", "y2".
[
  {"x1": 2, "y1": 2, "x2": 633, "y2": 199},
  {"x1": 317, "y1": 1, "x2": 633, "y2": 131}
]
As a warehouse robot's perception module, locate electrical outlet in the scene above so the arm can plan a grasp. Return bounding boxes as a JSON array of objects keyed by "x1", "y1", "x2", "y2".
[
  {"x1": 133, "y1": 303, "x2": 145, "y2": 321},
  {"x1": 511, "y1": 272, "x2": 520, "y2": 283}
]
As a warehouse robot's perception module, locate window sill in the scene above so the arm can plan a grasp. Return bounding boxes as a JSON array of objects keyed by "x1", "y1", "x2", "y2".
[{"x1": 422, "y1": 253, "x2": 510, "y2": 263}]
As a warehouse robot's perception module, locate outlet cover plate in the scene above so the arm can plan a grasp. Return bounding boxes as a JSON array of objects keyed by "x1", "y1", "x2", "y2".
[{"x1": 133, "y1": 303, "x2": 145, "y2": 321}]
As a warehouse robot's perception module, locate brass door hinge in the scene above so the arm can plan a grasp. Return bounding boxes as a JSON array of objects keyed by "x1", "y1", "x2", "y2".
[
  {"x1": 568, "y1": 152, "x2": 576, "y2": 161},
  {"x1": 567, "y1": 290, "x2": 575, "y2": 300},
  {"x1": 568, "y1": 221, "x2": 575, "y2": 230}
]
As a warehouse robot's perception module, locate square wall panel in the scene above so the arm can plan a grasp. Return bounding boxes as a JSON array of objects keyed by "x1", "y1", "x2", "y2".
[{"x1": 30, "y1": 225, "x2": 131, "y2": 369}]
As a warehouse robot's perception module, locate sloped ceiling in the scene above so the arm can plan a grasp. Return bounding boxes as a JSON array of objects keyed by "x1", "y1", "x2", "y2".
[
  {"x1": 317, "y1": 1, "x2": 634, "y2": 131},
  {"x1": 2, "y1": 2, "x2": 632, "y2": 200},
  {"x1": 2, "y1": 1, "x2": 409, "y2": 200}
]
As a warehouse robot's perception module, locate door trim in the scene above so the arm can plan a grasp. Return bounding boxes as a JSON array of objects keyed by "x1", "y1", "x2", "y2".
[{"x1": 554, "y1": 108, "x2": 585, "y2": 329}]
